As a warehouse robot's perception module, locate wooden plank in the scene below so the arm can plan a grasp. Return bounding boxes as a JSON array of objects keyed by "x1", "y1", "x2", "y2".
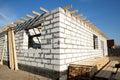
[
  {"x1": 112, "y1": 68, "x2": 117, "y2": 74},
  {"x1": 0, "y1": 34, "x2": 7, "y2": 65},
  {"x1": 40, "y1": 7, "x2": 49, "y2": 13},
  {"x1": 63, "y1": 5, "x2": 72, "y2": 10},
  {"x1": 95, "y1": 61, "x2": 118, "y2": 80},
  {"x1": 32, "y1": 11, "x2": 41, "y2": 16}
]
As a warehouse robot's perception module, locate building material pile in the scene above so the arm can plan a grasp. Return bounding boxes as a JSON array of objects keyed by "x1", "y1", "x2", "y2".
[
  {"x1": 95, "y1": 61, "x2": 119, "y2": 80},
  {"x1": 68, "y1": 57, "x2": 109, "y2": 80}
]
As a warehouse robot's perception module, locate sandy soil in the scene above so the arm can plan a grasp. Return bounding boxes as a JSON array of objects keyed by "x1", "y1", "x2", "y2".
[
  {"x1": 0, "y1": 57, "x2": 120, "y2": 80},
  {"x1": 0, "y1": 65, "x2": 51, "y2": 80}
]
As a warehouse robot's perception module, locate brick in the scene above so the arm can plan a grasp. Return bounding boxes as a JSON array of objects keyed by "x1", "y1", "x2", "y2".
[
  {"x1": 54, "y1": 65, "x2": 68, "y2": 71},
  {"x1": 66, "y1": 54, "x2": 73, "y2": 58},
  {"x1": 46, "y1": 15, "x2": 53, "y2": 20},
  {"x1": 42, "y1": 49, "x2": 50, "y2": 53},
  {"x1": 53, "y1": 43, "x2": 59, "y2": 48},
  {"x1": 42, "y1": 59, "x2": 51, "y2": 64},
  {"x1": 45, "y1": 34, "x2": 52, "y2": 39},
  {"x1": 41, "y1": 40, "x2": 47, "y2": 44},
  {"x1": 51, "y1": 60, "x2": 59, "y2": 65},
  {"x1": 45, "y1": 64, "x2": 53, "y2": 70},
  {"x1": 60, "y1": 49, "x2": 65, "y2": 53},
  {"x1": 54, "y1": 33, "x2": 59, "y2": 38},
  {"x1": 51, "y1": 49, "x2": 59, "y2": 53},
  {"x1": 53, "y1": 38, "x2": 59, "y2": 43},
  {"x1": 59, "y1": 27, "x2": 65, "y2": 33},
  {"x1": 65, "y1": 29, "x2": 70, "y2": 35},
  {"x1": 45, "y1": 24, "x2": 53, "y2": 29},
  {"x1": 54, "y1": 13, "x2": 59, "y2": 18},
  {"x1": 37, "y1": 63, "x2": 44, "y2": 68},
  {"x1": 51, "y1": 27, "x2": 59, "y2": 33},
  {"x1": 59, "y1": 32, "x2": 66, "y2": 38},
  {"x1": 65, "y1": 58, "x2": 71, "y2": 63},
  {"x1": 65, "y1": 39, "x2": 71, "y2": 43},
  {"x1": 41, "y1": 31, "x2": 46, "y2": 35},
  {"x1": 54, "y1": 22, "x2": 59, "y2": 27},
  {"x1": 31, "y1": 62, "x2": 37, "y2": 66},
  {"x1": 60, "y1": 65, "x2": 68, "y2": 71},
  {"x1": 51, "y1": 17, "x2": 59, "y2": 23},
  {"x1": 59, "y1": 43, "x2": 66, "y2": 48},
  {"x1": 44, "y1": 21, "x2": 50, "y2": 25},
  {"x1": 45, "y1": 54, "x2": 53, "y2": 58},
  {"x1": 53, "y1": 65, "x2": 60, "y2": 71}
]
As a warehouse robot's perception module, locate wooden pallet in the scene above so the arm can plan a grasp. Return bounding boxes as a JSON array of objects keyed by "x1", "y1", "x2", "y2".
[
  {"x1": 95, "y1": 61, "x2": 119, "y2": 80},
  {"x1": 68, "y1": 57, "x2": 109, "y2": 80}
]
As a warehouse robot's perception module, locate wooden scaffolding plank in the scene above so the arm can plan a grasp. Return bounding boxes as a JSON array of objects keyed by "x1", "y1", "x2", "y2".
[{"x1": 0, "y1": 34, "x2": 7, "y2": 65}]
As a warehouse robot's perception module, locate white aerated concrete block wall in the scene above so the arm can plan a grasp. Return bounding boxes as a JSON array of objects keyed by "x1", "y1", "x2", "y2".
[
  {"x1": 56, "y1": 8, "x2": 108, "y2": 71},
  {"x1": 2, "y1": 7, "x2": 107, "y2": 72},
  {"x1": 0, "y1": 33, "x2": 8, "y2": 61}
]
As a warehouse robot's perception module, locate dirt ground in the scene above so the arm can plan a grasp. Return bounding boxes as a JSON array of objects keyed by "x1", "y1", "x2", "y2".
[
  {"x1": 0, "y1": 65, "x2": 51, "y2": 80},
  {"x1": 0, "y1": 57, "x2": 120, "y2": 80}
]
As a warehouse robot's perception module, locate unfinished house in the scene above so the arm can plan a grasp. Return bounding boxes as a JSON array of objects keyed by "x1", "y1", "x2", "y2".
[{"x1": 0, "y1": 5, "x2": 108, "y2": 80}]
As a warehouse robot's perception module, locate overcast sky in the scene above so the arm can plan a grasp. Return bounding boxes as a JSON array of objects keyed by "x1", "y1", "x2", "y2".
[{"x1": 0, "y1": 0, "x2": 120, "y2": 45}]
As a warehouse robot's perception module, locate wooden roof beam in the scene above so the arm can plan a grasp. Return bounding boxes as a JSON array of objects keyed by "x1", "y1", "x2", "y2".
[
  {"x1": 75, "y1": 14, "x2": 83, "y2": 18},
  {"x1": 26, "y1": 14, "x2": 34, "y2": 19},
  {"x1": 16, "y1": 20, "x2": 24, "y2": 23},
  {"x1": 40, "y1": 7, "x2": 49, "y2": 13},
  {"x1": 80, "y1": 17, "x2": 86, "y2": 21},
  {"x1": 32, "y1": 11, "x2": 41, "y2": 16},
  {"x1": 70, "y1": 10, "x2": 78, "y2": 15},
  {"x1": 21, "y1": 17, "x2": 29, "y2": 21},
  {"x1": 63, "y1": 5, "x2": 72, "y2": 10}
]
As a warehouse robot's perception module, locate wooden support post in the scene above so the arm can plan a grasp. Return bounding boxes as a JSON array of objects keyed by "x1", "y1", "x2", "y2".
[
  {"x1": 11, "y1": 29, "x2": 18, "y2": 70},
  {"x1": 8, "y1": 29, "x2": 14, "y2": 70},
  {"x1": 0, "y1": 34, "x2": 7, "y2": 65},
  {"x1": 26, "y1": 14, "x2": 34, "y2": 19},
  {"x1": 32, "y1": 11, "x2": 41, "y2": 16},
  {"x1": 8, "y1": 27, "x2": 18, "y2": 70},
  {"x1": 40, "y1": 7, "x2": 49, "y2": 13}
]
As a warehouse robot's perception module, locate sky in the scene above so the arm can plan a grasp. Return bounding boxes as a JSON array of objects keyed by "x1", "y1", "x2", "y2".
[{"x1": 0, "y1": 0, "x2": 120, "y2": 45}]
